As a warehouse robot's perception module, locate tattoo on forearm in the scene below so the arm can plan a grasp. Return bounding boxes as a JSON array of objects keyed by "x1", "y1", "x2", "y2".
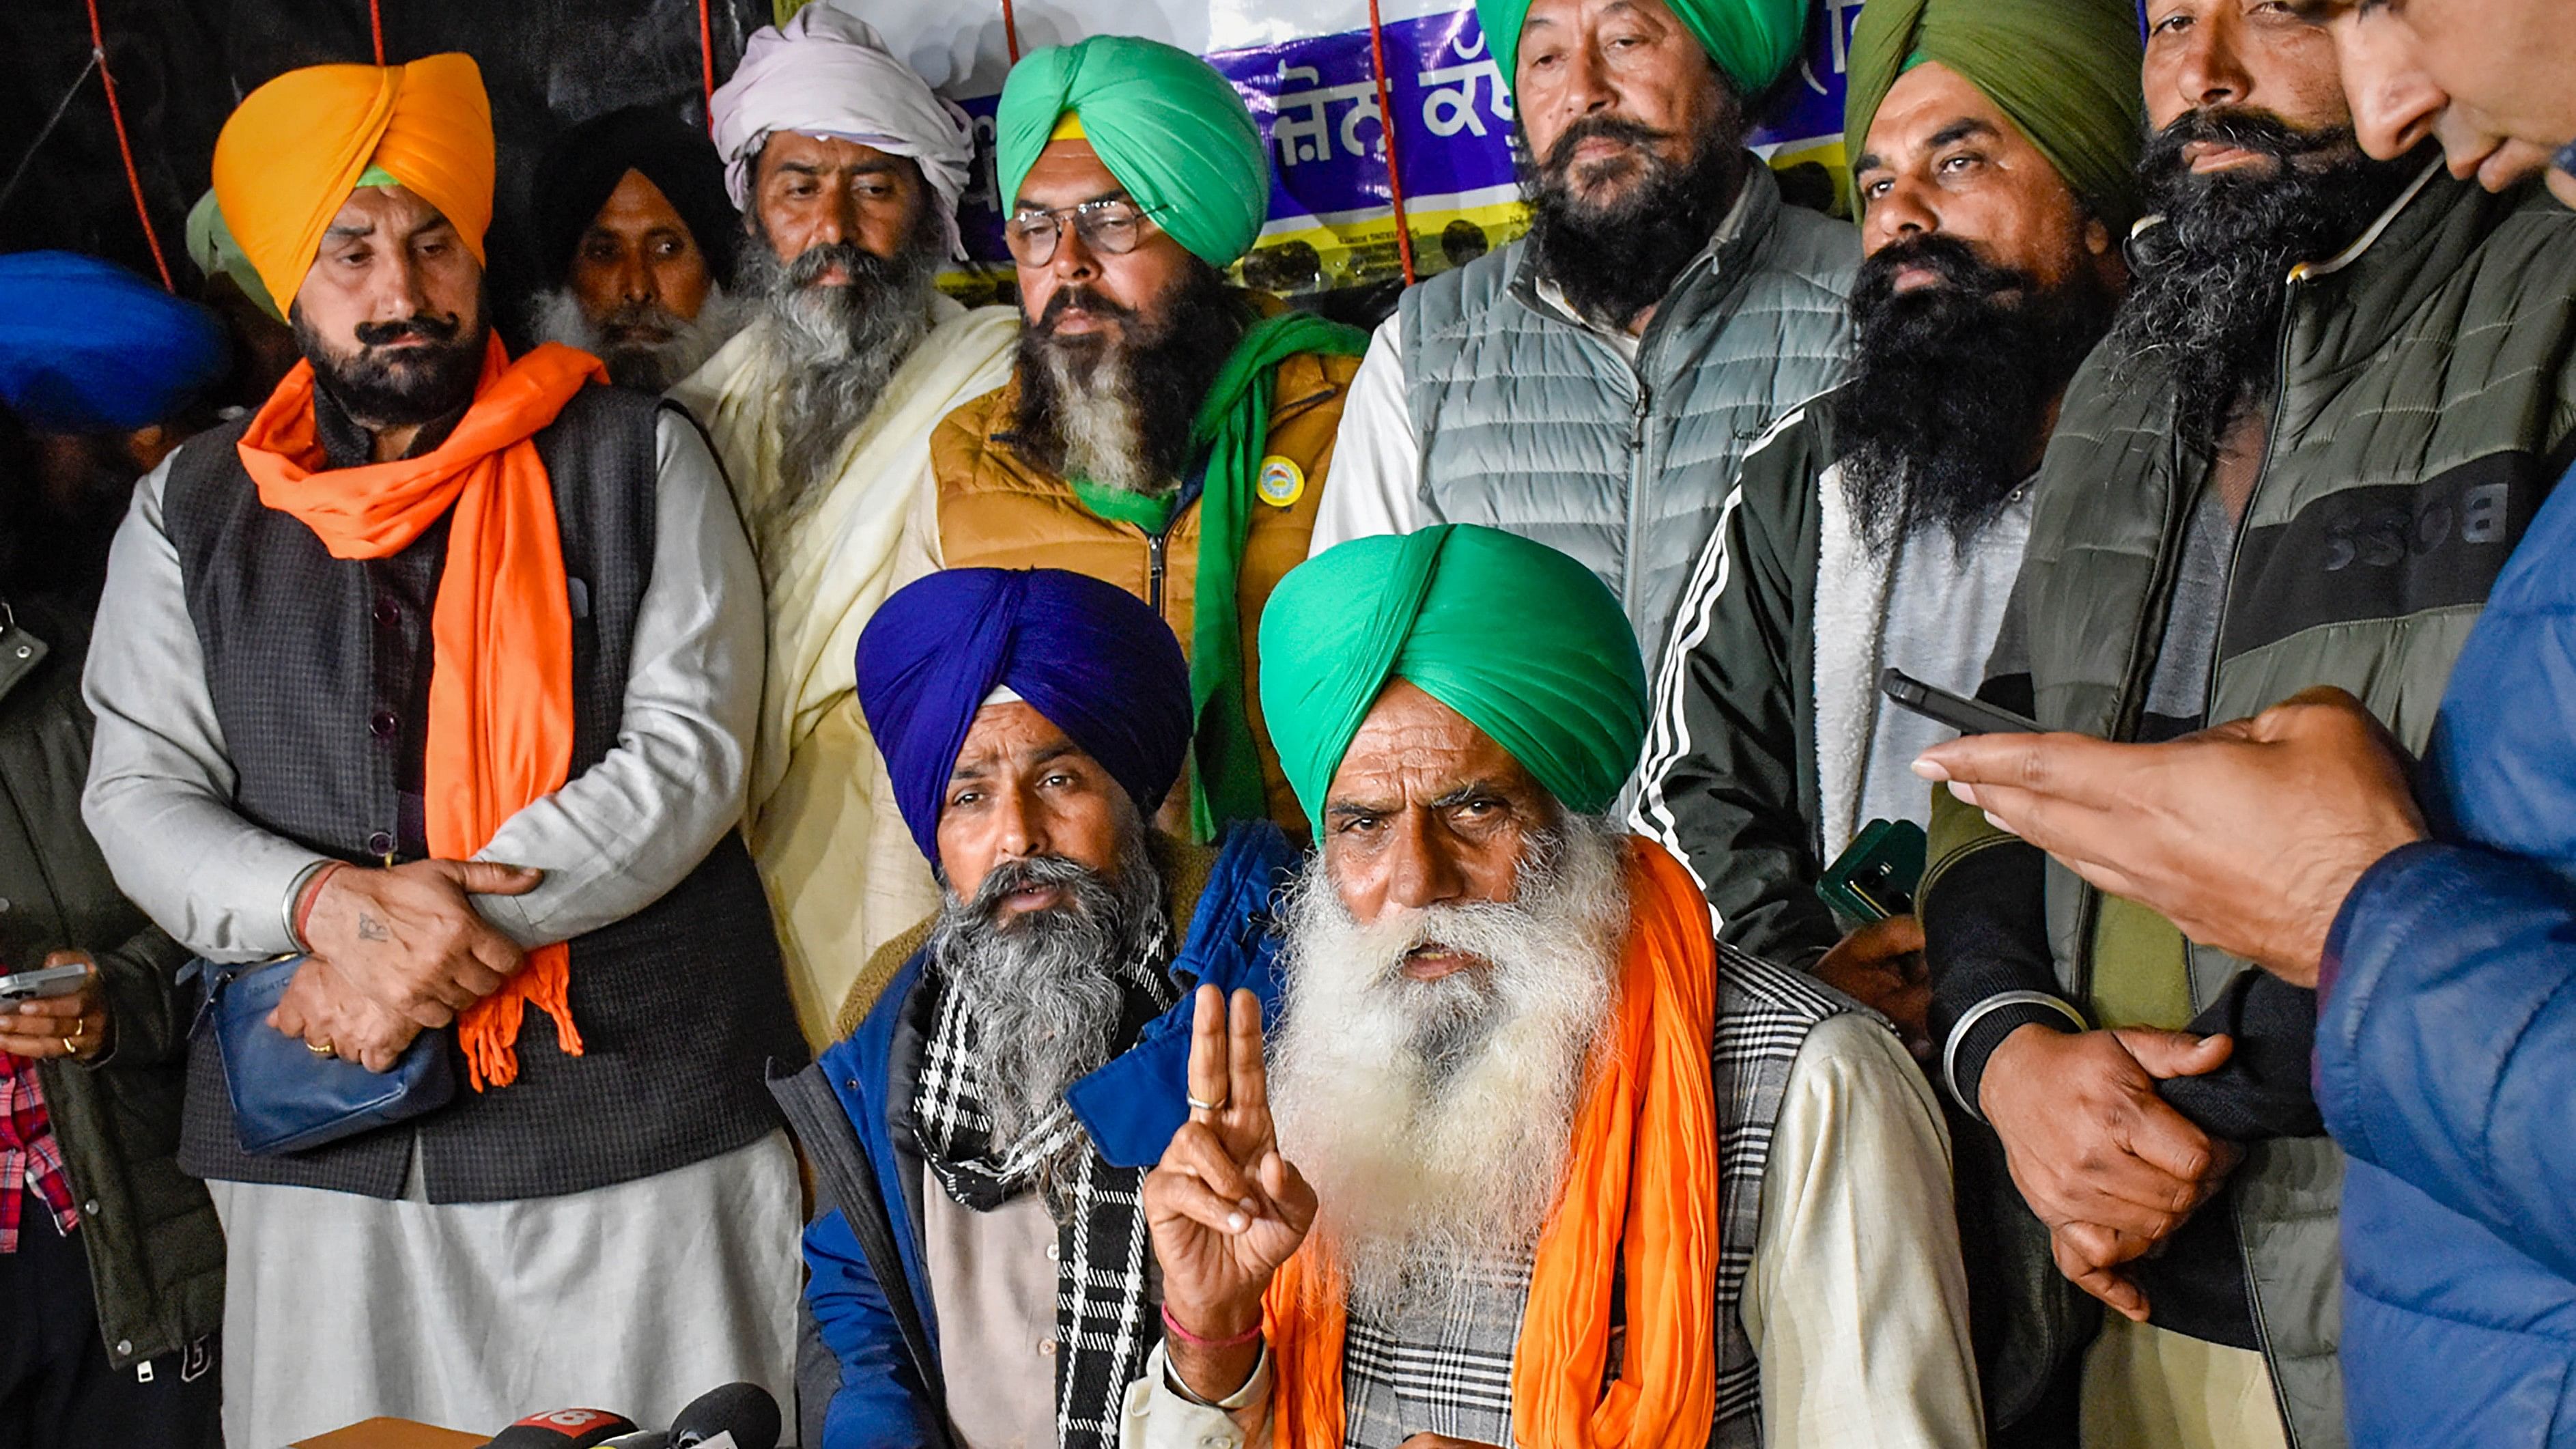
[{"x1": 357, "y1": 913, "x2": 390, "y2": 942}]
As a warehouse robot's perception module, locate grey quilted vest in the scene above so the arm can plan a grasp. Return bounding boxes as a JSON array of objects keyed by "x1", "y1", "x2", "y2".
[{"x1": 1400, "y1": 162, "x2": 1858, "y2": 660}]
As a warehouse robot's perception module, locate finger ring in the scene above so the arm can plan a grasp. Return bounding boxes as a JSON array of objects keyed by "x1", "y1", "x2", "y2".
[
  {"x1": 307, "y1": 1039, "x2": 337, "y2": 1058},
  {"x1": 61, "y1": 1035, "x2": 77, "y2": 1056},
  {"x1": 1186, "y1": 1094, "x2": 1226, "y2": 1112}
]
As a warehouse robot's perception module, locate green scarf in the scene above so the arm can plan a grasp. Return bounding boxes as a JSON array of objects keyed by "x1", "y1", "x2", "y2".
[{"x1": 1183, "y1": 309, "x2": 1368, "y2": 839}]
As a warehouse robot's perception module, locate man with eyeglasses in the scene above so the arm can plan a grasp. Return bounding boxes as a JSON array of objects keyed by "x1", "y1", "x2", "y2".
[
  {"x1": 931, "y1": 35, "x2": 1365, "y2": 845},
  {"x1": 672, "y1": 8, "x2": 1019, "y2": 1041}
]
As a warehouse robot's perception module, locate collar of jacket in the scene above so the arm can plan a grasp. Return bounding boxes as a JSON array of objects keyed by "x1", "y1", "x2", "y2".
[
  {"x1": 1064, "y1": 819, "x2": 1299, "y2": 1166},
  {"x1": 0, "y1": 597, "x2": 52, "y2": 709}
]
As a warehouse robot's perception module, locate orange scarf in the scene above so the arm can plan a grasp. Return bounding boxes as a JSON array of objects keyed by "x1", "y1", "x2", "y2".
[
  {"x1": 238, "y1": 334, "x2": 606, "y2": 1090},
  {"x1": 1262, "y1": 836, "x2": 1721, "y2": 1445}
]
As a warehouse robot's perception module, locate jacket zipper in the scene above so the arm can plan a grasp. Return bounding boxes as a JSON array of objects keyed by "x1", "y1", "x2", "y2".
[
  {"x1": 2222, "y1": 269, "x2": 2309, "y2": 1449},
  {"x1": 1146, "y1": 527, "x2": 1169, "y2": 616}
]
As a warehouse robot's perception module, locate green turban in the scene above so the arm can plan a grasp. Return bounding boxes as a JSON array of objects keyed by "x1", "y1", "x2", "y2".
[
  {"x1": 1844, "y1": 0, "x2": 2146, "y2": 231},
  {"x1": 1475, "y1": 0, "x2": 1804, "y2": 102},
  {"x1": 1259, "y1": 526, "x2": 1648, "y2": 822},
  {"x1": 995, "y1": 36, "x2": 1269, "y2": 268},
  {"x1": 184, "y1": 188, "x2": 282, "y2": 322}
]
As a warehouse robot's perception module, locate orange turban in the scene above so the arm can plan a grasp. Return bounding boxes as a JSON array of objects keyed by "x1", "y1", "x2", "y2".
[{"x1": 212, "y1": 53, "x2": 495, "y2": 314}]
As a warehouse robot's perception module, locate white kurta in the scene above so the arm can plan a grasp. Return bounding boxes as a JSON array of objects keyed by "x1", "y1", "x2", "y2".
[
  {"x1": 1120, "y1": 1013, "x2": 1984, "y2": 1448},
  {"x1": 208, "y1": 1131, "x2": 802, "y2": 1448},
  {"x1": 668, "y1": 298, "x2": 1018, "y2": 1039}
]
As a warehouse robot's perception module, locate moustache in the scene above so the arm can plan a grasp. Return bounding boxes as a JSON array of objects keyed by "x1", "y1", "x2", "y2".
[
  {"x1": 595, "y1": 299, "x2": 685, "y2": 346},
  {"x1": 1035, "y1": 284, "x2": 1137, "y2": 335},
  {"x1": 2143, "y1": 106, "x2": 2363, "y2": 180},
  {"x1": 968, "y1": 854, "x2": 1107, "y2": 923},
  {"x1": 784, "y1": 241, "x2": 899, "y2": 291},
  {"x1": 351, "y1": 312, "x2": 464, "y2": 351},
  {"x1": 1539, "y1": 114, "x2": 1675, "y2": 177},
  {"x1": 1852, "y1": 234, "x2": 2037, "y2": 313}
]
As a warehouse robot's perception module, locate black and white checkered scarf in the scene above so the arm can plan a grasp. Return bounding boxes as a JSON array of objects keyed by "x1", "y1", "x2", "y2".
[{"x1": 912, "y1": 923, "x2": 1174, "y2": 1449}]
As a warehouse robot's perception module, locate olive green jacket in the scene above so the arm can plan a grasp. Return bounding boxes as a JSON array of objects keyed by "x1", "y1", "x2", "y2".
[
  {"x1": 0, "y1": 591, "x2": 223, "y2": 1367},
  {"x1": 1924, "y1": 165, "x2": 2576, "y2": 1448}
]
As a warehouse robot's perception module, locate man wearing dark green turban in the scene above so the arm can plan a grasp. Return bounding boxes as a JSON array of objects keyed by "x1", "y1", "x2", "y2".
[
  {"x1": 933, "y1": 34, "x2": 1369, "y2": 849},
  {"x1": 1634, "y1": 2, "x2": 2140, "y2": 1437},
  {"x1": 1636, "y1": 0, "x2": 2137, "y2": 1121},
  {"x1": 1313, "y1": 0, "x2": 1860, "y2": 677}
]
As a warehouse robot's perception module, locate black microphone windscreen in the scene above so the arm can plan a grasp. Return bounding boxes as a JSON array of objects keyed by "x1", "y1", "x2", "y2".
[
  {"x1": 483, "y1": 1407, "x2": 640, "y2": 1448},
  {"x1": 669, "y1": 1382, "x2": 782, "y2": 1449}
]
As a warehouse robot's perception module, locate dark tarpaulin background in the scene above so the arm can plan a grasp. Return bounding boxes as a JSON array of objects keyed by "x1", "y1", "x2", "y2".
[{"x1": 0, "y1": 0, "x2": 770, "y2": 311}]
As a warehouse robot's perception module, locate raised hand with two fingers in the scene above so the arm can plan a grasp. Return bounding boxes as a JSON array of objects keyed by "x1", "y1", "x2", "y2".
[{"x1": 1142, "y1": 984, "x2": 1317, "y2": 1405}]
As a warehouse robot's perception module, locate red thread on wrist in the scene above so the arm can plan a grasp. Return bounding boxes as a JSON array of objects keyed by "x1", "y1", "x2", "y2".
[
  {"x1": 293, "y1": 862, "x2": 348, "y2": 952},
  {"x1": 1159, "y1": 1303, "x2": 1262, "y2": 1351}
]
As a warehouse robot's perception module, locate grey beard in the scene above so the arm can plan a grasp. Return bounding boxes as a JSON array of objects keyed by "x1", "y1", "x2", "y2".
[
  {"x1": 733, "y1": 229, "x2": 944, "y2": 559},
  {"x1": 926, "y1": 825, "x2": 1164, "y2": 1157},
  {"x1": 526, "y1": 285, "x2": 754, "y2": 393},
  {"x1": 1034, "y1": 341, "x2": 1162, "y2": 495},
  {"x1": 1269, "y1": 814, "x2": 1628, "y2": 1322}
]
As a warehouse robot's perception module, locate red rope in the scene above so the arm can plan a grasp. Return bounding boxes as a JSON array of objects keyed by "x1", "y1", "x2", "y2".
[
  {"x1": 83, "y1": 0, "x2": 173, "y2": 292},
  {"x1": 1001, "y1": 0, "x2": 1022, "y2": 64},
  {"x1": 697, "y1": 0, "x2": 716, "y2": 130},
  {"x1": 369, "y1": 0, "x2": 384, "y2": 64},
  {"x1": 1363, "y1": 0, "x2": 1417, "y2": 284}
]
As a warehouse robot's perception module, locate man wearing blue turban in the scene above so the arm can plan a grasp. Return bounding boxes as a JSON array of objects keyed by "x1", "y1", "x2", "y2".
[
  {"x1": 0, "y1": 251, "x2": 229, "y2": 597},
  {"x1": 774, "y1": 566, "x2": 1297, "y2": 1449}
]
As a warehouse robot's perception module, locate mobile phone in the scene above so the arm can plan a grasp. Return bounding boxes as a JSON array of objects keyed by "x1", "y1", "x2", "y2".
[
  {"x1": 0, "y1": 963, "x2": 90, "y2": 1002},
  {"x1": 1817, "y1": 818, "x2": 1926, "y2": 925},
  {"x1": 1879, "y1": 668, "x2": 2044, "y2": 736}
]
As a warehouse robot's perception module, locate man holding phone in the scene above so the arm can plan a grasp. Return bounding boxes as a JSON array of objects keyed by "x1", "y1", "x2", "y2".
[
  {"x1": 0, "y1": 255, "x2": 228, "y2": 1446},
  {"x1": 1632, "y1": 0, "x2": 2140, "y2": 1058},
  {"x1": 1912, "y1": 0, "x2": 2576, "y2": 1440}
]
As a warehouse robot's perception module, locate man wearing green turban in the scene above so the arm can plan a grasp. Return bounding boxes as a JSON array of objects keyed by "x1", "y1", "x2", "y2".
[
  {"x1": 1312, "y1": 0, "x2": 1858, "y2": 673},
  {"x1": 1634, "y1": 0, "x2": 2135, "y2": 1114},
  {"x1": 1121, "y1": 521, "x2": 1983, "y2": 1444},
  {"x1": 935, "y1": 34, "x2": 1369, "y2": 846}
]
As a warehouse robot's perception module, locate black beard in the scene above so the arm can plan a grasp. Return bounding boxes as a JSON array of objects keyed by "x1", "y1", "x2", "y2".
[
  {"x1": 1523, "y1": 104, "x2": 1747, "y2": 332},
  {"x1": 2108, "y1": 108, "x2": 2420, "y2": 455},
  {"x1": 1006, "y1": 261, "x2": 1247, "y2": 492},
  {"x1": 293, "y1": 304, "x2": 487, "y2": 429},
  {"x1": 1832, "y1": 235, "x2": 2117, "y2": 550}
]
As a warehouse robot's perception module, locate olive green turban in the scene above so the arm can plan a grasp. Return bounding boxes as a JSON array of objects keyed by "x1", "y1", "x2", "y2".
[
  {"x1": 1844, "y1": 0, "x2": 2146, "y2": 231},
  {"x1": 995, "y1": 36, "x2": 1270, "y2": 268},
  {"x1": 1259, "y1": 526, "x2": 1649, "y2": 822},
  {"x1": 1477, "y1": 0, "x2": 1805, "y2": 101}
]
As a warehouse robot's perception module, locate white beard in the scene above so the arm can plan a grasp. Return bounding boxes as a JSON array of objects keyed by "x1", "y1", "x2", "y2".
[
  {"x1": 1267, "y1": 815, "x2": 1630, "y2": 1321},
  {"x1": 527, "y1": 285, "x2": 754, "y2": 394}
]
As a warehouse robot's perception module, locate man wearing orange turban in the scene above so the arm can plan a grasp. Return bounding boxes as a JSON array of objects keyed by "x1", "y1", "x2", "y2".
[{"x1": 83, "y1": 55, "x2": 805, "y2": 1448}]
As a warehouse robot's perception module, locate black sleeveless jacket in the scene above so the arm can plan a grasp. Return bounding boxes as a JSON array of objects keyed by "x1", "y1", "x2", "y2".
[{"x1": 160, "y1": 382, "x2": 805, "y2": 1202}]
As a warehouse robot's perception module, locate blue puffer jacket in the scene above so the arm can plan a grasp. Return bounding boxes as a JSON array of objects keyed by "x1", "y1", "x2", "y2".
[
  {"x1": 767, "y1": 824, "x2": 1296, "y2": 1449},
  {"x1": 2319, "y1": 458, "x2": 2576, "y2": 1446}
]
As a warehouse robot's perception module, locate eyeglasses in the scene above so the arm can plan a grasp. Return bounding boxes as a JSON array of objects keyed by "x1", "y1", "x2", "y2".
[{"x1": 1003, "y1": 198, "x2": 1167, "y2": 267}]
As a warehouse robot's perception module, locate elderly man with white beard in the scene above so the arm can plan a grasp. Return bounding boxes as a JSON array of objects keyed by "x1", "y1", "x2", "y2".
[
  {"x1": 670, "y1": 8, "x2": 1019, "y2": 1040},
  {"x1": 1123, "y1": 524, "x2": 1982, "y2": 1449},
  {"x1": 769, "y1": 565, "x2": 1304, "y2": 1449}
]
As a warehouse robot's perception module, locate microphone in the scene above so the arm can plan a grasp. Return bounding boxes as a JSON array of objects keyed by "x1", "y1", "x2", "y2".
[
  {"x1": 483, "y1": 1407, "x2": 640, "y2": 1448},
  {"x1": 669, "y1": 1382, "x2": 781, "y2": 1449}
]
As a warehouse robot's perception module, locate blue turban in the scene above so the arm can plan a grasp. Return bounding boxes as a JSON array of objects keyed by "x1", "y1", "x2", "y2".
[
  {"x1": 0, "y1": 252, "x2": 228, "y2": 434},
  {"x1": 858, "y1": 567, "x2": 1192, "y2": 865}
]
